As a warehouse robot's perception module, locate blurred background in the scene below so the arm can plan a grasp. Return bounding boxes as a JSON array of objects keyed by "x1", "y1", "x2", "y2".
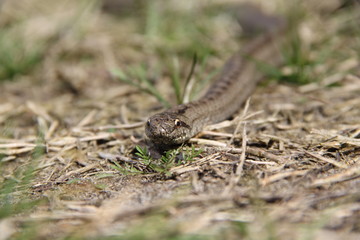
[{"x1": 0, "y1": 0, "x2": 358, "y2": 99}]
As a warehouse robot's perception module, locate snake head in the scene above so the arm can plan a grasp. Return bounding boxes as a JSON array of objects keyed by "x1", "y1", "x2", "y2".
[{"x1": 145, "y1": 112, "x2": 191, "y2": 147}]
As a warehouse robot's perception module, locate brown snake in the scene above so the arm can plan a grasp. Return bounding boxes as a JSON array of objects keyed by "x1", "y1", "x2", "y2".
[{"x1": 145, "y1": 7, "x2": 286, "y2": 148}]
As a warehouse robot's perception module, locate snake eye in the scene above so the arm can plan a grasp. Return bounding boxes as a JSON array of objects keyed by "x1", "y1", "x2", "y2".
[
  {"x1": 146, "y1": 119, "x2": 151, "y2": 127},
  {"x1": 175, "y1": 119, "x2": 181, "y2": 127}
]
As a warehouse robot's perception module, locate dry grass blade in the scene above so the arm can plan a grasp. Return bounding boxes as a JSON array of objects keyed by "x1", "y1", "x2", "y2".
[
  {"x1": 0, "y1": 143, "x2": 37, "y2": 148},
  {"x1": 76, "y1": 110, "x2": 98, "y2": 127},
  {"x1": 261, "y1": 170, "x2": 309, "y2": 186},
  {"x1": 222, "y1": 122, "x2": 248, "y2": 195},
  {"x1": 98, "y1": 152, "x2": 145, "y2": 166},
  {"x1": 0, "y1": 147, "x2": 36, "y2": 155},
  {"x1": 189, "y1": 138, "x2": 227, "y2": 147},
  {"x1": 304, "y1": 150, "x2": 347, "y2": 169},
  {"x1": 45, "y1": 120, "x2": 59, "y2": 140},
  {"x1": 78, "y1": 122, "x2": 144, "y2": 131},
  {"x1": 311, "y1": 164, "x2": 360, "y2": 187},
  {"x1": 228, "y1": 98, "x2": 250, "y2": 145},
  {"x1": 312, "y1": 129, "x2": 360, "y2": 147},
  {"x1": 26, "y1": 101, "x2": 53, "y2": 122},
  {"x1": 170, "y1": 153, "x2": 222, "y2": 174},
  {"x1": 222, "y1": 147, "x2": 286, "y2": 163},
  {"x1": 0, "y1": 103, "x2": 13, "y2": 114},
  {"x1": 57, "y1": 163, "x2": 99, "y2": 182}
]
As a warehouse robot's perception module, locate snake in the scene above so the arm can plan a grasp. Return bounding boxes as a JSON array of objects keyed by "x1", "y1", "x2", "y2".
[{"x1": 145, "y1": 6, "x2": 286, "y2": 148}]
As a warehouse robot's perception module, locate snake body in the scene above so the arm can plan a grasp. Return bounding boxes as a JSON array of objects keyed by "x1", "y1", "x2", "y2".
[{"x1": 145, "y1": 9, "x2": 285, "y2": 148}]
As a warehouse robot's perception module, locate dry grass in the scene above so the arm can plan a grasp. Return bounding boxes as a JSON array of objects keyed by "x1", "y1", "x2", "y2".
[{"x1": 0, "y1": 0, "x2": 360, "y2": 239}]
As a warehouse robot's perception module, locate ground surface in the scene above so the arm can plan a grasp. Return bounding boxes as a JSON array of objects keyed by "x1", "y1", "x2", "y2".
[{"x1": 0, "y1": 0, "x2": 359, "y2": 239}]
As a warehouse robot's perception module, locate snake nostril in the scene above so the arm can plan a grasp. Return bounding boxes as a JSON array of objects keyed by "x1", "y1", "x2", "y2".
[{"x1": 160, "y1": 127, "x2": 166, "y2": 135}]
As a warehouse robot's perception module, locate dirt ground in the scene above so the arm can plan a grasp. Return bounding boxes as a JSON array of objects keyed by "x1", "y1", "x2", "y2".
[{"x1": 0, "y1": 0, "x2": 359, "y2": 239}]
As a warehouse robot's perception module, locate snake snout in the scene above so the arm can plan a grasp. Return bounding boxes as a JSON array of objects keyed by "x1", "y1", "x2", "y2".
[{"x1": 159, "y1": 127, "x2": 166, "y2": 135}]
